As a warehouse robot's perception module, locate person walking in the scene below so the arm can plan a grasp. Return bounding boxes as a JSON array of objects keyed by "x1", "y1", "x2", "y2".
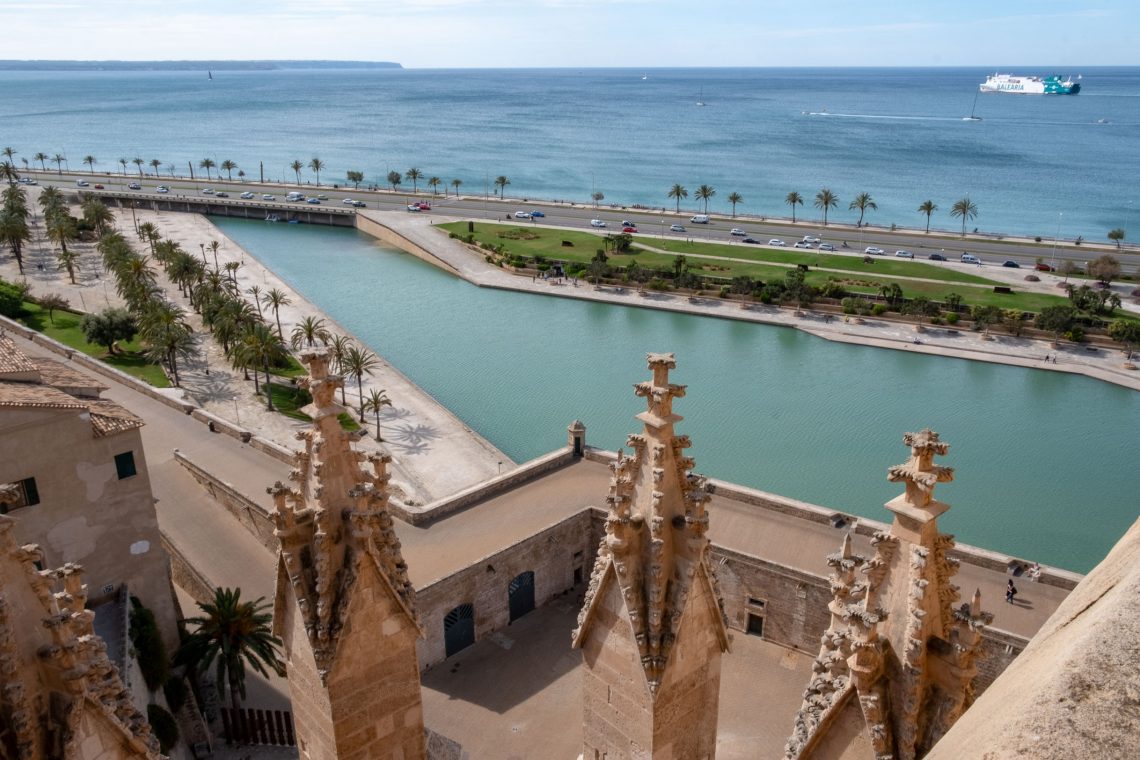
[{"x1": 1005, "y1": 578, "x2": 1018, "y2": 604}]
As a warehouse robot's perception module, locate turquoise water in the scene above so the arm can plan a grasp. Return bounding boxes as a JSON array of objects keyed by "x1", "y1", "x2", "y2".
[
  {"x1": 4, "y1": 66, "x2": 1140, "y2": 239},
  {"x1": 212, "y1": 218, "x2": 1139, "y2": 573}
]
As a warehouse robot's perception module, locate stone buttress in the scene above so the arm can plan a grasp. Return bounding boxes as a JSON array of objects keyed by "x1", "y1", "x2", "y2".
[
  {"x1": 269, "y1": 351, "x2": 424, "y2": 760},
  {"x1": 573, "y1": 353, "x2": 730, "y2": 760},
  {"x1": 0, "y1": 515, "x2": 159, "y2": 760},
  {"x1": 785, "y1": 430, "x2": 993, "y2": 760}
]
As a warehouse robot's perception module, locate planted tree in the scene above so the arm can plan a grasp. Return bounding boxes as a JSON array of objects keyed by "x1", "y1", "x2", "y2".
[
  {"x1": 950, "y1": 196, "x2": 978, "y2": 236},
  {"x1": 34, "y1": 152, "x2": 49, "y2": 171},
  {"x1": 695, "y1": 184, "x2": 716, "y2": 213},
  {"x1": 343, "y1": 345, "x2": 380, "y2": 421},
  {"x1": 785, "y1": 191, "x2": 803, "y2": 223},
  {"x1": 260, "y1": 287, "x2": 291, "y2": 338},
  {"x1": 667, "y1": 184, "x2": 688, "y2": 213},
  {"x1": 1107, "y1": 228, "x2": 1125, "y2": 249},
  {"x1": 1087, "y1": 254, "x2": 1121, "y2": 286},
  {"x1": 814, "y1": 188, "x2": 839, "y2": 226},
  {"x1": 309, "y1": 157, "x2": 325, "y2": 185},
  {"x1": 451, "y1": 178, "x2": 462, "y2": 197},
  {"x1": 52, "y1": 153, "x2": 66, "y2": 174},
  {"x1": 387, "y1": 171, "x2": 402, "y2": 191},
  {"x1": 494, "y1": 175, "x2": 510, "y2": 199},
  {"x1": 150, "y1": 158, "x2": 162, "y2": 176},
  {"x1": 290, "y1": 315, "x2": 331, "y2": 349},
  {"x1": 83, "y1": 155, "x2": 97, "y2": 172},
  {"x1": 38, "y1": 293, "x2": 69, "y2": 324},
  {"x1": 221, "y1": 159, "x2": 238, "y2": 181},
  {"x1": 346, "y1": 170, "x2": 364, "y2": 189},
  {"x1": 427, "y1": 176, "x2": 441, "y2": 196},
  {"x1": 727, "y1": 191, "x2": 743, "y2": 217},
  {"x1": 1002, "y1": 309, "x2": 1028, "y2": 337},
  {"x1": 291, "y1": 160, "x2": 304, "y2": 184},
  {"x1": 591, "y1": 191, "x2": 604, "y2": 207},
  {"x1": 1036, "y1": 304, "x2": 1078, "y2": 342},
  {"x1": 81, "y1": 308, "x2": 137, "y2": 354},
  {"x1": 1108, "y1": 319, "x2": 1140, "y2": 358},
  {"x1": 363, "y1": 388, "x2": 392, "y2": 441},
  {"x1": 405, "y1": 168, "x2": 422, "y2": 193},
  {"x1": 917, "y1": 200, "x2": 938, "y2": 233},
  {"x1": 133, "y1": 157, "x2": 145, "y2": 176},
  {"x1": 849, "y1": 192, "x2": 878, "y2": 227},
  {"x1": 198, "y1": 158, "x2": 216, "y2": 181},
  {"x1": 971, "y1": 305, "x2": 1003, "y2": 337},
  {"x1": 174, "y1": 588, "x2": 284, "y2": 711}
]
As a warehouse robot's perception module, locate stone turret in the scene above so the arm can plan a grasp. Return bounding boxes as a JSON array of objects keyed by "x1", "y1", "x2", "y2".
[
  {"x1": 573, "y1": 353, "x2": 730, "y2": 759},
  {"x1": 270, "y1": 350, "x2": 424, "y2": 760},
  {"x1": 785, "y1": 430, "x2": 993, "y2": 760},
  {"x1": 0, "y1": 515, "x2": 159, "y2": 760}
]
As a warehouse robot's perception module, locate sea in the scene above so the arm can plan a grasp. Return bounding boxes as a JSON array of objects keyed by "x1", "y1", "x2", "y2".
[{"x1": 4, "y1": 65, "x2": 1140, "y2": 240}]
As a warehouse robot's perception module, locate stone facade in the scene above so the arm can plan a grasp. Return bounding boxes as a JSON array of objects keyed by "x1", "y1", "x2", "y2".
[
  {"x1": 0, "y1": 339, "x2": 177, "y2": 649},
  {"x1": 269, "y1": 351, "x2": 425, "y2": 760},
  {"x1": 0, "y1": 515, "x2": 159, "y2": 760},
  {"x1": 574, "y1": 353, "x2": 730, "y2": 759},
  {"x1": 785, "y1": 430, "x2": 993, "y2": 760}
]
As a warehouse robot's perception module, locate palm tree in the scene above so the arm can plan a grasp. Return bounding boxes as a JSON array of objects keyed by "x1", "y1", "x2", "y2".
[
  {"x1": 785, "y1": 191, "x2": 803, "y2": 223},
  {"x1": 290, "y1": 160, "x2": 304, "y2": 184},
  {"x1": 814, "y1": 188, "x2": 839, "y2": 226},
  {"x1": 849, "y1": 192, "x2": 878, "y2": 227},
  {"x1": 917, "y1": 200, "x2": 938, "y2": 233},
  {"x1": 149, "y1": 158, "x2": 162, "y2": 176},
  {"x1": 0, "y1": 162, "x2": 16, "y2": 185},
  {"x1": 118, "y1": 158, "x2": 128, "y2": 174},
  {"x1": 695, "y1": 184, "x2": 716, "y2": 214},
  {"x1": 46, "y1": 214, "x2": 77, "y2": 263},
  {"x1": 52, "y1": 154, "x2": 66, "y2": 174},
  {"x1": 727, "y1": 192, "x2": 743, "y2": 218},
  {"x1": 309, "y1": 158, "x2": 325, "y2": 185},
  {"x1": 34, "y1": 152, "x2": 49, "y2": 171},
  {"x1": 451, "y1": 178, "x2": 462, "y2": 197},
  {"x1": 362, "y1": 388, "x2": 392, "y2": 441},
  {"x1": 83, "y1": 155, "x2": 97, "y2": 173},
  {"x1": 950, "y1": 196, "x2": 978, "y2": 236},
  {"x1": 0, "y1": 210, "x2": 31, "y2": 274},
  {"x1": 208, "y1": 240, "x2": 222, "y2": 272},
  {"x1": 1, "y1": 147, "x2": 13, "y2": 162},
  {"x1": 494, "y1": 175, "x2": 510, "y2": 199},
  {"x1": 132, "y1": 157, "x2": 145, "y2": 176},
  {"x1": 174, "y1": 588, "x2": 285, "y2": 712},
  {"x1": 242, "y1": 322, "x2": 287, "y2": 410},
  {"x1": 427, "y1": 176, "x2": 441, "y2": 197},
  {"x1": 405, "y1": 168, "x2": 422, "y2": 193},
  {"x1": 667, "y1": 184, "x2": 688, "y2": 213},
  {"x1": 327, "y1": 335, "x2": 354, "y2": 405},
  {"x1": 221, "y1": 159, "x2": 238, "y2": 181},
  {"x1": 56, "y1": 248, "x2": 79, "y2": 284},
  {"x1": 245, "y1": 285, "x2": 264, "y2": 319},
  {"x1": 139, "y1": 302, "x2": 194, "y2": 385},
  {"x1": 387, "y1": 171, "x2": 402, "y2": 191},
  {"x1": 343, "y1": 345, "x2": 380, "y2": 421},
  {"x1": 290, "y1": 315, "x2": 331, "y2": 349},
  {"x1": 199, "y1": 158, "x2": 216, "y2": 181},
  {"x1": 224, "y1": 260, "x2": 241, "y2": 286},
  {"x1": 261, "y1": 287, "x2": 291, "y2": 338}
]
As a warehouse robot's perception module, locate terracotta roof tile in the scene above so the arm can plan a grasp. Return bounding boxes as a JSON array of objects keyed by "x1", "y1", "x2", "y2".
[
  {"x1": 0, "y1": 338, "x2": 39, "y2": 376},
  {"x1": 86, "y1": 399, "x2": 144, "y2": 438},
  {"x1": 0, "y1": 381, "x2": 87, "y2": 410},
  {"x1": 31, "y1": 359, "x2": 108, "y2": 394}
]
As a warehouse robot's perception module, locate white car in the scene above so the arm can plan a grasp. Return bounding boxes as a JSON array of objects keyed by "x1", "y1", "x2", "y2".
[
  {"x1": 201, "y1": 188, "x2": 215, "y2": 195},
  {"x1": 894, "y1": 250, "x2": 914, "y2": 259},
  {"x1": 75, "y1": 180, "x2": 89, "y2": 187},
  {"x1": 514, "y1": 211, "x2": 531, "y2": 219},
  {"x1": 342, "y1": 198, "x2": 357, "y2": 205},
  {"x1": 865, "y1": 246, "x2": 885, "y2": 255},
  {"x1": 730, "y1": 228, "x2": 746, "y2": 236},
  {"x1": 406, "y1": 204, "x2": 420, "y2": 212},
  {"x1": 768, "y1": 238, "x2": 787, "y2": 247},
  {"x1": 240, "y1": 191, "x2": 255, "y2": 199},
  {"x1": 793, "y1": 241, "x2": 813, "y2": 249},
  {"x1": 670, "y1": 224, "x2": 686, "y2": 232},
  {"x1": 590, "y1": 219, "x2": 606, "y2": 228},
  {"x1": 262, "y1": 193, "x2": 275, "y2": 201},
  {"x1": 802, "y1": 236, "x2": 821, "y2": 244},
  {"x1": 155, "y1": 185, "x2": 169, "y2": 194}
]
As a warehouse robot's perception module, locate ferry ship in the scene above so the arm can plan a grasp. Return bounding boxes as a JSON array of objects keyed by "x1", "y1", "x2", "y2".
[{"x1": 979, "y1": 73, "x2": 1080, "y2": 95}]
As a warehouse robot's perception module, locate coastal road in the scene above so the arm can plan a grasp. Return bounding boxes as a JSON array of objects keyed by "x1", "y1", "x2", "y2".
[{"x1": 22, "y1": 169, "x2": 1140, "y2": 273}]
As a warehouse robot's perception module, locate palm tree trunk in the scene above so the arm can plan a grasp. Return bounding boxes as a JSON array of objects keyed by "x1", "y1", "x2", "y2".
[
  {"x1": 274, "y1": 309, "x2": 283, "y2": 339},
  {"x1": 264, "y1": 362, "x2": 275, "y2": 411},
  {"x1": 170, "y1": 350, "x2": 181, "y2": 386},
  {"x1": 229, "y1": 672, "x2": 242, "y2": 712},
  {"x1": 374, "y1": 410, "x2": 382, "y2": 441},
  {"x1": 357, "y1": 377, "x2": 365, "y2": 421}
]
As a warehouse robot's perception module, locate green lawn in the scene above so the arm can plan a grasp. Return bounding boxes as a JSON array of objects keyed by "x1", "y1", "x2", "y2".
[{"x1": 16, "y1": 303, "x2": 172, "y2": 388}]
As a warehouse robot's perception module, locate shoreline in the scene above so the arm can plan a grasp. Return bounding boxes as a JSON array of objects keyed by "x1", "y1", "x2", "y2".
[{"x1": 361, "y1": 210, "x2": 1140, "y2": 393}]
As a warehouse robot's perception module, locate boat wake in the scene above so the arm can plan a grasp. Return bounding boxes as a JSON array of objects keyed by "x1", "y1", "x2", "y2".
[{"x1": 806, "y1": 111, "x2": 971, "y2": 122}]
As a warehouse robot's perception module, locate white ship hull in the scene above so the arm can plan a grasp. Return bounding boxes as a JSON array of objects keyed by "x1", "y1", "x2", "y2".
[{"x1": 980, "y1": 73, "x2": 1080, "y2": 95}]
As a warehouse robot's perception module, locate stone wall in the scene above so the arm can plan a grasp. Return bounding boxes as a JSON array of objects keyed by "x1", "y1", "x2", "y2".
[
  {"x1": 415, "y1": 510, "x2": 597, "y2": 670},
  {"x1": 354, "y1": 214, "x2": 462, "y2": 275}
]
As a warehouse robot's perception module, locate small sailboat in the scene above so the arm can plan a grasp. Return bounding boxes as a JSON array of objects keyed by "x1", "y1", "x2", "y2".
[
  {"x1": 208, "y1": 70, "x2": 213, "y2": 81},
  {"x1": 641, "y1": 73, "x2": 648, "y2": 80},
  {"x1": 963, "y1": 90, "x2": 982, "y2": 121},
  {"x1": 265, "y1": 213, "x2": 279, "y2": 223},
  {"x1": 697, "y1": 87, "x2": 706, "y2": 107}
]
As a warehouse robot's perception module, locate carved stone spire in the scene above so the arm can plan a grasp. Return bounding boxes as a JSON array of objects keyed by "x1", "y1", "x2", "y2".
[
  {"x1": 786, "y1": 430, "x2": 993, "y2": 760},
  {"x1": 574, "y1": 353, "x2": 729, "y2": 759},
  {"x1": 0, "y1": 516, "x2": 159, "y2": 759},
  {"x1": 271, "y1": 350, "x2": 425, "y2": 760}
]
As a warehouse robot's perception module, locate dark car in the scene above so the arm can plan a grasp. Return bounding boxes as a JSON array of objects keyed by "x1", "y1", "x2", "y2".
[
  {"x1": 1002, "y1": 260, "x2": 1021, "y2": 268},
  {"x1": 214, "y1": 191, "x2": 229, "y2": 198},
  {"x1": 928, "y1": 253, "x2": 947, "y2": 261},
  {"x1": 530, "y1": 210, "x2": 545, "y2": 218},
  {"x1": 741, "y1": 237, "x2": 761, "y2": 244}
]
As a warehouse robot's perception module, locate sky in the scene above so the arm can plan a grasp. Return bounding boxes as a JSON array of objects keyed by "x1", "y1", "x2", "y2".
[{"x1": 1, "y1": 0, "x2": 1137, "y2": 68}]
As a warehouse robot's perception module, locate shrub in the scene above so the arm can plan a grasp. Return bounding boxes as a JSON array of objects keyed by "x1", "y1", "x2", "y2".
[
  {"x1": 0, "y1": 280, "x2": 24, "y2": 318},
  {"x1": 129, "y1": 597, "x2": 168, "y2": 691},
  {"x1": 945, "y1": 312, "x2": 959, "y2": 325},
  {"x1": 163, "y1": 676, "x2": 189, "y2": 713},
  {"x1": 1064, "y1": 327, "x2": 1086, "y2": 343},
  {"x1": 718, "y1": 286, "x2": 731, "y2": 298},
  {"x1": 647, "y1": 278, "x2": 670, "y2": 291},
  {"x1": 147, "y1": 704, "x2": 179, "y2": 753},
  {"x1": 871, "y1": 304, "x2": 888, "y2": 316},
  {"x1": 1034, "y1": 236, "x2": 1042, "y2": 243},
  {"x1": 930, "y1": 316, "x2": 943, "y2": 325},
  {"x1": 1024, "y1": 274, "x2": 1040, "y2": 282}
]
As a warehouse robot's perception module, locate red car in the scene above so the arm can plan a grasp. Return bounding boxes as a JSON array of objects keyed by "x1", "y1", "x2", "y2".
[
  {"x1": 622, "y1": 226, "x2": 637, "y2": 233},
  {"x1": 1035, "y1": 263, "x2": 1055, "y2": 272},
  {"x1": 416, "y1": 202, "x2": 431, "y2": 211},
  {"x1": 93, "y1": 184, "x2": 104, "y2": 189}
]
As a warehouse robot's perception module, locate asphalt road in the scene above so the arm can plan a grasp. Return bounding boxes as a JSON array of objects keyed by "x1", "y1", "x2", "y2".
[{"x1": 19, "y1": 169, "x2": 1139, "y2": 274}]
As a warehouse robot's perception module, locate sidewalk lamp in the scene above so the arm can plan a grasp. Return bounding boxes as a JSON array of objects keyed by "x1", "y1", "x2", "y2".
[{"x1": 1050, "y1": 212, "x2": 1062, "y2": 271}]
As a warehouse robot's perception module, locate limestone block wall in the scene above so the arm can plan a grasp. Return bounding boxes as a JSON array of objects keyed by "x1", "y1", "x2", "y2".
[{"x1": 416, "y1": 510, "x2": 597, "y2": 669}]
